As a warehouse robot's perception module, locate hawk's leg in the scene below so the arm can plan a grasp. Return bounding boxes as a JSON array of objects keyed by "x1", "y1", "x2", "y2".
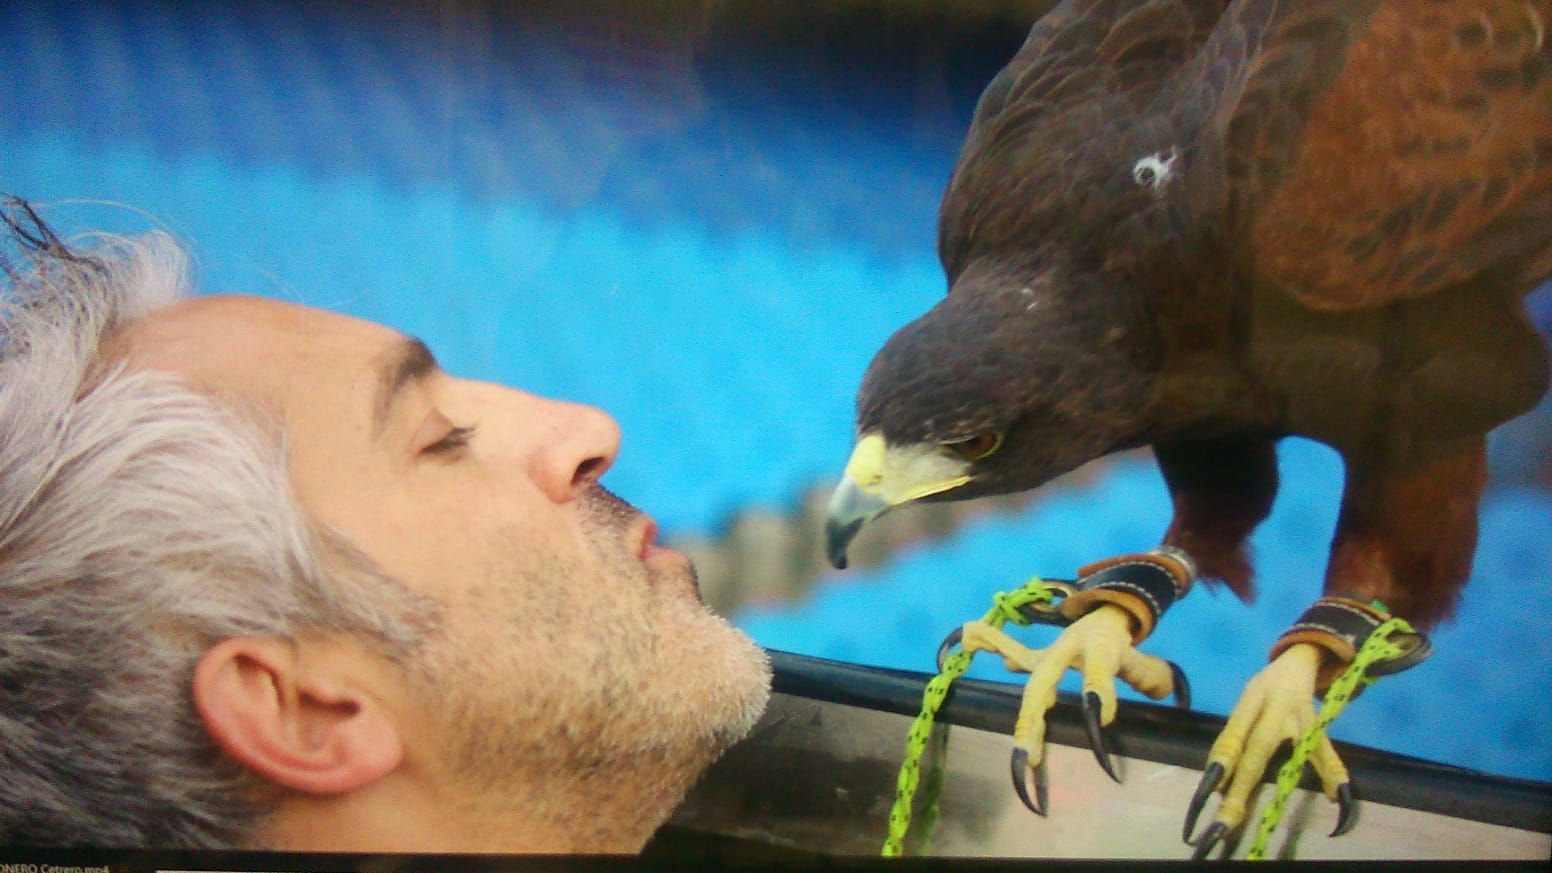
[
  {"x1": 970, "y1": 436, "x2": 1275, "y2": 815},
  {"x1": 1186, "y1": 439, "x2": 1482, "y2": 858},
  {"x1": 1155, "y1": 435, "x2": 1280, "y2": 599}
]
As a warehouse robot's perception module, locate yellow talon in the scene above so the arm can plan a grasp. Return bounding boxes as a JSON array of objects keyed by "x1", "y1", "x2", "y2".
[
  {"x1": 961, "y1": 603, "x2": 1184, "y2": 813},
  {"x1": 1186, "y1": 643, "x2": 1355, "y2": 857}
]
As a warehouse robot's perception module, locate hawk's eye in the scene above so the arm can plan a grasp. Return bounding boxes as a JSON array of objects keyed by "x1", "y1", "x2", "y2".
[{"x1": 944, "y1": 432, "x2": 1003, "y2": 461}]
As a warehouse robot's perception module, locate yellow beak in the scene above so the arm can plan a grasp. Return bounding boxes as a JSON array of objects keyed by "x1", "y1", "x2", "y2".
[{"x1": 824, "y1": 433, "x2": 972, "y2": 569}]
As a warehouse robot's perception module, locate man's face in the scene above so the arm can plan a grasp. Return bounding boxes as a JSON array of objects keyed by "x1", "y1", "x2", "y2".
[{"x1": 121, "y1": 295, "x2": 770, "y2": 839}]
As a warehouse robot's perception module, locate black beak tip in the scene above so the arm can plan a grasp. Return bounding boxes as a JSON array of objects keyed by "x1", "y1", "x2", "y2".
[{"x1": 825, "y1": 518, "x2": 863, "y2": 570}]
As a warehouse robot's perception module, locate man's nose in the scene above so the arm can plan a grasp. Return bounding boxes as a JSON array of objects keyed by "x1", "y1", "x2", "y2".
[{"x1": 528, "y1": 399, "x2": 621, "y2": 502}]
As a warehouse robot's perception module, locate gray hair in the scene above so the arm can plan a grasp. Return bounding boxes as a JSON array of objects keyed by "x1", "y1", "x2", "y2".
[{"x1": 0, "y1": 200, "x2": 441, "y2": 847}]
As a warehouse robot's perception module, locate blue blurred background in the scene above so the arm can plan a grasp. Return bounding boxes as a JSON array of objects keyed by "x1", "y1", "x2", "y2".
[{"x1": 3, "y1": 0, "x2": 1548, "y2": 782}]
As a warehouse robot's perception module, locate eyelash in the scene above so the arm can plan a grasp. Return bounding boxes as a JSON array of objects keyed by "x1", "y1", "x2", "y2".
[{"x1": 424, "y1": 425, "x2": 478, "y2": 455}]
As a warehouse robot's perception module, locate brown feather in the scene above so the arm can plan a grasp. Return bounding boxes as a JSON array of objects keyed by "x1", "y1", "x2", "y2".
[
  {"x1": 1325, "y1": 440, "x2": 1487, "y2": 629},
  {"x1": 1251, "y1": 0, "x2": 1552, "y2": 309},
  {"x1": 1156, "y1": 435, "x2": 1279, "y2": 600},
  {"x1": 939, "y1": 0, "x2": 1225, "y2": 280}
]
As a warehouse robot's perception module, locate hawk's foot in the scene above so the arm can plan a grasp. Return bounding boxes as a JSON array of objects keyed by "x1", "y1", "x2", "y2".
[
  {"x1": 957, "y1": 604, "x2": 1190, "y2": 815},
  {"x1": 1183, "y1": 643, "x2": 1354, "y2": 860}
]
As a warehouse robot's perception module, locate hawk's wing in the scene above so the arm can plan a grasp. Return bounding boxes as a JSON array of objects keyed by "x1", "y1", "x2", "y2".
[
  {"x1": 940, "y1": 0, "x2": 1227, "y2": 280},
  {"x1": 1183, "y1": 0, "x2": 1552, "y2": 309}
]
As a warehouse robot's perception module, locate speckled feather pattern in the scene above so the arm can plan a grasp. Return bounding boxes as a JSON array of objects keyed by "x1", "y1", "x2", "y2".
[{"x1": 1249, "y1": 1, "x2": 1552, "y2": 309}]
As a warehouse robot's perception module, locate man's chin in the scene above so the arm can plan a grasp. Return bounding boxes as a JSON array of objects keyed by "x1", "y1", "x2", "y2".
[
  {"x1": 704, "y1": 622, "x2": 772, "y2": 747},
  {"x1": 620, "y1": 535, "x2": 772, "y2": 751}
]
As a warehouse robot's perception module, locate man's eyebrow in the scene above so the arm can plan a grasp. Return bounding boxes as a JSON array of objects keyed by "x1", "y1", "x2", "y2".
[{"x1": 372, "y1": 336, "x2": 439, "y2": 439}]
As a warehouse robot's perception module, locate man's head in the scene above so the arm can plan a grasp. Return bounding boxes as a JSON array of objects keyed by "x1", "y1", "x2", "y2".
[{"x1": 0, "y1": 202, "x2": 770, "y2": 851}]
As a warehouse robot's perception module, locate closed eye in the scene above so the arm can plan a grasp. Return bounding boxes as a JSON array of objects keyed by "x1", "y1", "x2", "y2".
[{"x1": 423, "y1": 425, "x2": 478, "y2": 456}]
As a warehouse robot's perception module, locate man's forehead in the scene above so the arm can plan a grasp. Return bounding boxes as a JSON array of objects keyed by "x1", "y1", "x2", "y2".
[{"x1": 119, "y1": 294, "x2": 397, "y2": 399}]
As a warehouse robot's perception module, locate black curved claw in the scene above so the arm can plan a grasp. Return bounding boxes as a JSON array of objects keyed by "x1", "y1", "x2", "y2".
[
  {"x1": 1183, "y1": 761, "x2": 1225, "y2": 844},
  {"x1": 1167, "y1": 660, "x2": 1192, "y2": 709},
  {"x1": 935, "y1": 626, "x2": 964, "y2": 672},
  {"x1": 1365, "y1": 633, "x2": 1433, "y2": 677},
  {"x1": 1330, "y1": 781, "x2": 1357, "y2": 837},
  {"x1": 1082, "y1": 691, "x2": 1120, "y2": 783},
  {"x1": 1010, "y1": 747, "x2": 1048, "y2": 817},
  {"x1": 1190, "y1": 821, "x2": 1229, "y2": 860}
]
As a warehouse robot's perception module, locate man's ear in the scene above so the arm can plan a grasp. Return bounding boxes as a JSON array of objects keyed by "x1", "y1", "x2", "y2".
[{"x1": 192, "y1": 637, "x2": 404, "y2": 795}]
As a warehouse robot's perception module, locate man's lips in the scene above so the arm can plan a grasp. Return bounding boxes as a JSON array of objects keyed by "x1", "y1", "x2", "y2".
[
  {"x1": 632, "y1": 515, "x2": 701, "y2": 600},
  {"x1": 635, "y1": 515, "x2": 693, "y2": 573},
  {"x1": 635, "y1": 516, "x2": 665, "y2": 559}
]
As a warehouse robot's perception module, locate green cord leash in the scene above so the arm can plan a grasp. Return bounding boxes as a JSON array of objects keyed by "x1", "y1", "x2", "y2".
[
  {"x1": 1245, "y1": 616, "x2": 1419, "y2": 860},
  {"x1": 881, "y1": 577, "x2": 1057, "y2": 857},
  {"x1": 881, "y1": 583, "x2": 1419, "y2": 860}
]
